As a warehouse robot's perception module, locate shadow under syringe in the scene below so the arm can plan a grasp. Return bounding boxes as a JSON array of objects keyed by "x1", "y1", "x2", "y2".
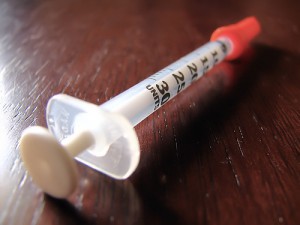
[{"x1": 131, "y1": 44, "x2": 284, "y2": 203}]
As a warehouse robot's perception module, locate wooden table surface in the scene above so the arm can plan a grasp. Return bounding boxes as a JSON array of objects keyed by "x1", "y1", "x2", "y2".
[{"x1": 0, "y1": 0, "x2": 299, "y2": 224}]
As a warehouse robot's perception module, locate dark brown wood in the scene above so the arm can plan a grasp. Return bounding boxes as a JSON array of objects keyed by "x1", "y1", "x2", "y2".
[{"x1": 0, "y1": 0, "x2": 299, "y2": 224}]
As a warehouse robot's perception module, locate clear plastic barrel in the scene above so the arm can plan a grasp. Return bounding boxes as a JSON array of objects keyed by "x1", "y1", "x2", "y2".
[{"x1": 46, "y1": 40, "x2": 230, "y2": 179}]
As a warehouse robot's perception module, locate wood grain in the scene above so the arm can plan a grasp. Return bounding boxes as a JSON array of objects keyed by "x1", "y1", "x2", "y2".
[{"x1": 0, "y1": 0, "x2": 299, "y2": 224}]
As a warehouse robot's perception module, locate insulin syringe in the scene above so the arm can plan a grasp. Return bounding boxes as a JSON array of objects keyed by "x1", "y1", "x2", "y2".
[{"x1": 20, "y1": 17, "x2": 261, "y2": 198}]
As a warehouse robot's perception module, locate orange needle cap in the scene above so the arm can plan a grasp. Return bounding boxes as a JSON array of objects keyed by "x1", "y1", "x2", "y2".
[{"x1": 211, "y1": 17, "x2": 261, "y2": 60}]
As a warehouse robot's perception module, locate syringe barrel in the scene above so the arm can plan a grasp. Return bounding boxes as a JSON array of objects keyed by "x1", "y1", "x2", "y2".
[
  {"x1": 100, "y1": 40, "x2": 231, "y2": 126},
  {"x1": 45, "y1": 39, "x2": 231, "y2": 178}
]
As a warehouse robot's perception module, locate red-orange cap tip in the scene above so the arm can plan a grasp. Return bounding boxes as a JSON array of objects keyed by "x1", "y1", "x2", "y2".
[{"x1": 210, "y1": 17, "x2": 261, "y2": 60}]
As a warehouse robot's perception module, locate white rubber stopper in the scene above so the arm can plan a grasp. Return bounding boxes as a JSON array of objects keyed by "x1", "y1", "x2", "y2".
[{"x1": 19, "y1": 126, "x2": 94, "y2": 198}]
